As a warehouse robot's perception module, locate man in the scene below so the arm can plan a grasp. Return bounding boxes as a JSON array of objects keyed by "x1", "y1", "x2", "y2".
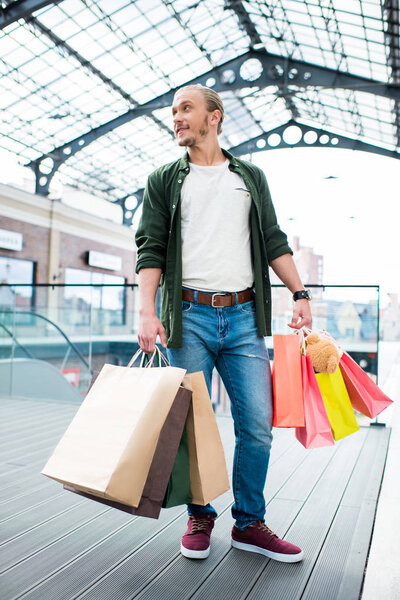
[{"x1": 135, "y1": 84, "x2": 312, "y2": 562}]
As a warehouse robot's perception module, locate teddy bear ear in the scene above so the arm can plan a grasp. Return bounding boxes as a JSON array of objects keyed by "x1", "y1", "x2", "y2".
[{"x1": 307, "y1": 333, "x2": 319, "y2": 344}]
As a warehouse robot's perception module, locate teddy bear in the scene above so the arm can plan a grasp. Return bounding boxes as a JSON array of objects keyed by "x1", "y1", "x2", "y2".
[{"x1": 306, "y1": 333, "x2": 340, "y2": 374}]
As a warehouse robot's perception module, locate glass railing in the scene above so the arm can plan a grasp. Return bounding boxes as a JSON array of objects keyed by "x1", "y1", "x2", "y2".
[
  {"x1": 0, "y1": 283, "x2": 380, "y2": 413},
  {"x1": 0, "y1": 308, "x2": 93, "y2": 397}
]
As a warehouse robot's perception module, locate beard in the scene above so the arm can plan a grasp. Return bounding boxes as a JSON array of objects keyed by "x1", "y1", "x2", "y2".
[{"x1": 177, "y1": 117, "x2": 209, "y2": 147}]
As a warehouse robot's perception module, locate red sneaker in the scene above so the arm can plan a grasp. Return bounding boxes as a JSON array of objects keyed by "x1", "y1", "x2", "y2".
[
  {"x1": 231, "y1": 521, "x2": 303, "y2": 562},
  {"x1": 181, "y1": 515, "x2": 215, "y2": 559}
]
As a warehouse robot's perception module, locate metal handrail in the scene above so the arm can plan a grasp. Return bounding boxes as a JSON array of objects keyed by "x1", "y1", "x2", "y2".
[
  {"x1": 0, "y1": 309, "x2": 92, "y2": 372},
  {"x1": 0, "y1": 322, "x2": 34, "y2": 359}
]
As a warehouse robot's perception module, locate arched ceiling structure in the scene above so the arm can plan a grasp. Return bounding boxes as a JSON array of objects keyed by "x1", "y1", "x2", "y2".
[{"x1": 0, "y1": 0, "x2": 399, "y2": 225}]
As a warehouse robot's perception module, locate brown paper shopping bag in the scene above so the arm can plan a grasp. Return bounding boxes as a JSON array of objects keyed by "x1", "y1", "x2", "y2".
[
  {"x1": 42, "y1": 350, "x2": 186, "y2": 508},
  {"x1": 182, "y1": 372, "x2": 230, "y2": 505},
  {"x1": 63, "y1": 385, "x2": 192, "y2": 518}
]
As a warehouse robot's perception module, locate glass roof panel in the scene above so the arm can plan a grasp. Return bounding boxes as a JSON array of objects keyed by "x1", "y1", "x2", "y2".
[{"x1": 0, "y1": 0, "x2": 398, "y2": 202}]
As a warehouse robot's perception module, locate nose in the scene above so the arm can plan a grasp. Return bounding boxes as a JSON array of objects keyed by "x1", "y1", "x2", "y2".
[{"x1": 173, "y1": 110, "x2": 182, "y2": 125}]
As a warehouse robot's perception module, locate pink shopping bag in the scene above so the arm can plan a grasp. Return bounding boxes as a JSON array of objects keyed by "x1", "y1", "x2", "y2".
[
  {"x1": 295, "y1": 355, "x2": 335, "y2": 449},
  {"x1": 339, "y1": 352, "x2": 393, "y2": 419}
]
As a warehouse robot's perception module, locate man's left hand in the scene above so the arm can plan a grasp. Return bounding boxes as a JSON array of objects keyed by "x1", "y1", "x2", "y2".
[{"x1": 288, "y1": 299, "x2": 312, "y2": 330}]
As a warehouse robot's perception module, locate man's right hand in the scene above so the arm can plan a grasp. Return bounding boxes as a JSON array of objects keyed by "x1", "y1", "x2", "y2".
[{"x1": 138, "y1": 312, "x2": 167, "y2": 353}]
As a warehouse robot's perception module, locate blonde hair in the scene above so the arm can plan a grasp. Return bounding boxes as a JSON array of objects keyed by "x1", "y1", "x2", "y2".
[{"x1": 175, "y1": 84, "x2": 224, "y2": 134}]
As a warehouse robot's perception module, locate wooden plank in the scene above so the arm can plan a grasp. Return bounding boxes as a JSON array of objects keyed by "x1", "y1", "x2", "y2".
[
  {"x1": 0, "y1": 494, "x2": 84, "y2": 545},
  {"x1": 300, "y1": 427, "x2": 390, "y2": 600},
  {"x1": 0, "y1": 486, "x2": 67, "y2": 522},
  {"x1": 0, "y1": 500, "x2": 107, "y2": 574},
  {"x1": 0, "y1": 395, "x2": 391, "y2": 600},
  {"x1": 64, "y1": 437, "x2": 307, "y2": 600},
  {"x1": 133, "y1": 439, "x2": 324, "y2": 600},
  {"x1": 187, "y1": 437, "x2": 342, "y2": 600},
  {"x1": 0, "y1": 410, "x2": 234, "y2": 600},
  {"x1": 242, "y1": 430, "x2": 368, "y2": 600},
  {"x1": 0, "y1": 507, "x2": 131, "y2": 599},
  {"x1": 362, "y1": 361, "x2": 400, "y2": 600},
  {"x1": 42, "y1": 504, "x2": 228, "y2": 600}
]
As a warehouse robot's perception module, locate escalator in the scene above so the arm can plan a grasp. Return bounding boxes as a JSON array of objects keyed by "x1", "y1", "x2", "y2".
[{"x1": 0, "y1": 310, "x2": 92, "y2": 403}]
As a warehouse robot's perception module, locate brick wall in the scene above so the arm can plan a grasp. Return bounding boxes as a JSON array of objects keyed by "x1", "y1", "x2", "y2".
[
  {"x1": 0, "y1": 215, "x2": 50, "y2": 282},
  {"x1": 58, "y1": 231, "x2": 135, "y2": 284},
  {"x1": 0, "y1": 214, "x2": 137, "y2": 313}
]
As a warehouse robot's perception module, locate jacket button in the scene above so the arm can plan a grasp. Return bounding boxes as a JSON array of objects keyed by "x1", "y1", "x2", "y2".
[
  {"x1": 178, "y1": 179, "x2": 182, "y2": 183},
  {"x1": 172, "y1": 204, "x2": 176, "y2": 208}
]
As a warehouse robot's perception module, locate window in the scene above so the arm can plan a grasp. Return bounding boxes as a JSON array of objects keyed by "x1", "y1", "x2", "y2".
[
  {"x1": 64, "y1": 268, "x2": 125, "y2": 327},
  {"x1": 0, "y1": 256, "x2": 35, "y2": 309}
]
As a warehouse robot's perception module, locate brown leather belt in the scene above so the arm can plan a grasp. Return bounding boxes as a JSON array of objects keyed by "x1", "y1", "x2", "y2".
[{"x1": 182, "y1": 287, "x2": 253, "y2": 308}]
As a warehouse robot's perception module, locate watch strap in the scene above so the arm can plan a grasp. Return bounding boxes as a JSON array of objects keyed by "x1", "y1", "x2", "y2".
[{"x1": 293, "y1": 289, "x2": 311, "y2": 301}]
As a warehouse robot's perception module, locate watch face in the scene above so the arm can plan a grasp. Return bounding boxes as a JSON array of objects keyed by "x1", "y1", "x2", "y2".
[{"x1": 293, "y1": 289, "x2": 312, "y2": 301}]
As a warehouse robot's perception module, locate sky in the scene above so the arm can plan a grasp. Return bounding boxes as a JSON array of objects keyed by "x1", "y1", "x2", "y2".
[
  {"x1": 252, "y1": 146, "x2": 400, "y2": 307},
  {"x1": 1, "y1": 145, "x2": 399, "y2": 307}
]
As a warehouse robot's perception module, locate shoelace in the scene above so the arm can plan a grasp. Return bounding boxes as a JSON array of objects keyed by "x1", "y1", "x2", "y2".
[
  {"x1": 189, "y1": 517, "x2": 213, "y2": 534},
  {"x1": 251, "y1": 521, "x2": 278, "y2": 538}
]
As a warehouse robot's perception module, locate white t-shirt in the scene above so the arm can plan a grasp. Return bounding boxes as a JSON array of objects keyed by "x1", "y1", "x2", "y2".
[{"x1": 180, "y1": 159, "x2": 254, "y2": 292}]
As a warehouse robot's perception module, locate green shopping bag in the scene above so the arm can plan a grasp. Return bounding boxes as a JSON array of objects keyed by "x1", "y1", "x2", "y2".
[
  {"x1": 316, "y1": 368, "x2": 359, "y2": 441},
  {"x1": 162, "y1": 425, "x2": 191, "y2": 508}
]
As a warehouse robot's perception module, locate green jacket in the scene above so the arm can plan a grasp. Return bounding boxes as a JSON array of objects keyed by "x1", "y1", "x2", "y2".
[{"x1": 135, "y1": 149, "x2": 292, "y2": 348}]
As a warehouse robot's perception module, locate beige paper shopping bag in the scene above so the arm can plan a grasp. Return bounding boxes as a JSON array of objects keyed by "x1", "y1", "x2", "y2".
[
  {"x1": 182, "y1": 372, "x2": 230, "y2": 505},
  {"x1": 63, "y1": 386, "x2": 192, "y2": 519},
  {"x1": 42, "y1": 357, "x2": 186, "y2": 508}
]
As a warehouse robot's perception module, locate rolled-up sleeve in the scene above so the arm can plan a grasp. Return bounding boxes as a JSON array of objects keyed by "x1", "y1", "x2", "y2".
[
  {"x1": 256, "y1": 168, "x2": 293, "y2": 263},
  {"x1": 135, "y1": 171, "x2": 170, "y2": 274}
]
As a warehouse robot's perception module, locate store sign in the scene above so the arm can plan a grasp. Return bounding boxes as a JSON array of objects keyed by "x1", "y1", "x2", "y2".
[
  {"x1": 0, "y1": 228, "x2": 23, "y2": 251},
  {"x1": 88, "y1": 250, "x2": 122, "y2": 271}
]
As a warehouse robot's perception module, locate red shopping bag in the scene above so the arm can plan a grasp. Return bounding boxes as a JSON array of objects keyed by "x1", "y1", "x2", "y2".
[
  {"x1": 295, "y1": 355, "x2": 335, "y2": 449},
  {"x1": 272, "y1": 334, "x2": 305, "y2": 427},
  {"x1": 339, "y1": 352, "x2": 393, "y2": 418}
]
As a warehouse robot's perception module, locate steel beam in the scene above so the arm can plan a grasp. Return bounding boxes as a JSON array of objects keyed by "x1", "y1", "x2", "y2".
[
  {"x1": 29, "y1": 50, "x2": 400, "y2": 195},
  {"x1": 0, "y1": 0, "x2": 63, "y2": 29},
  {"x1": 123, "y1": 120, "x2": 399, "y2": 223},
  {"x1": 225, "y1": 0, "x2": 264, "y2": 50},
  {"x1": 229, "y1": 120, "x2": 400, "y2": 160},
  {"x1": 120, "y1": 189, "x2": 144, "y2": 225},
  {"x1": 225, "y1": 0, "x2": 299, "y2": 119},
  {"x1": 382, "y1": 0, "x2": 400, "y2": 147},
  {"x1": 27, "y1": 15, "x2": 174, "y2": 140}
]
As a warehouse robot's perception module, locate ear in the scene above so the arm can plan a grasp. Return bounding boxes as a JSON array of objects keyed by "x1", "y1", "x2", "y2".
[
  {"x1": 209, "y1": 109, "x2": 221, "y2": 128},
  {"x1": 307, "y1": 333, "x2": 319, "y2": 345}
]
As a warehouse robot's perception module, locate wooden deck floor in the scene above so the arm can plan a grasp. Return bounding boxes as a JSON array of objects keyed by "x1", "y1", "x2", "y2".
[{"x1": 0, "y1": 396, "x2": 391, "y2": 600}]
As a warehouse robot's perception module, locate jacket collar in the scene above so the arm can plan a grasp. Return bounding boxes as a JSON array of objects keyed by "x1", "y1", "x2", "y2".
[{"x1": 178, "y1": 148, "x2": 240, "y2": 171}]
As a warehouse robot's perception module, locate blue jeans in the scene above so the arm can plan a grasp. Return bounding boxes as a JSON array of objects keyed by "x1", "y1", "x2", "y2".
[{"x1": 167, "y1": 290, "x2": 273, "y2": 530}]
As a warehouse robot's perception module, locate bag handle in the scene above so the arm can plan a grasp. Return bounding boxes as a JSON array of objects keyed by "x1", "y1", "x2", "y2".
[
  {"x1": 294, "y1": 326, "x2": 344, "y2": 357},
  {"x1": 291, "y1": 328, "x2": 307, "y2": 354},
  {"x1": 127, "y1": 346, "x2": 170, "y2": 368}
]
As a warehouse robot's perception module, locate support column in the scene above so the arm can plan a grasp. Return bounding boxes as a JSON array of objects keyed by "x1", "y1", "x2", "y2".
[{"x1": 46, "y1": 200, "x2": 61, "y2": 325}]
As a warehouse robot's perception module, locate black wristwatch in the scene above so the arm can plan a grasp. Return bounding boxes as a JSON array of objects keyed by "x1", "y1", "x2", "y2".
[{"x1": 293, "y1": 289, "x2": 312, "y2": 302}]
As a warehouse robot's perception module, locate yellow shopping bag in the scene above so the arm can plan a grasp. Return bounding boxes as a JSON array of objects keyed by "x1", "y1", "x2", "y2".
[{"x1": 316, "y1": 368, "x2": 359, "y2": 441}]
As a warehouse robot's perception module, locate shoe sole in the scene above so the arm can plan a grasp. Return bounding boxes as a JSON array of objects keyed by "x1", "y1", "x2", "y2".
[
  {"x1": 231, "y1": 539, "x2": 303, "y2": 563},
  {"x1": 180, "y1": 543, "x2": 210, "y2": 559}
]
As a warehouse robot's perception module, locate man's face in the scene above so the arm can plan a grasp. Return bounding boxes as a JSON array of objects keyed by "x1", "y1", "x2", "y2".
[{"x1": 172, "y1": 89, "x2": 211, "y2": 147}]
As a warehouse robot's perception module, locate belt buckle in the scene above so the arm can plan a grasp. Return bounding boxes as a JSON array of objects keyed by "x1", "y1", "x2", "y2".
[{"x1": 211, "y1": 293, "x2": 226, "y2": 307}]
